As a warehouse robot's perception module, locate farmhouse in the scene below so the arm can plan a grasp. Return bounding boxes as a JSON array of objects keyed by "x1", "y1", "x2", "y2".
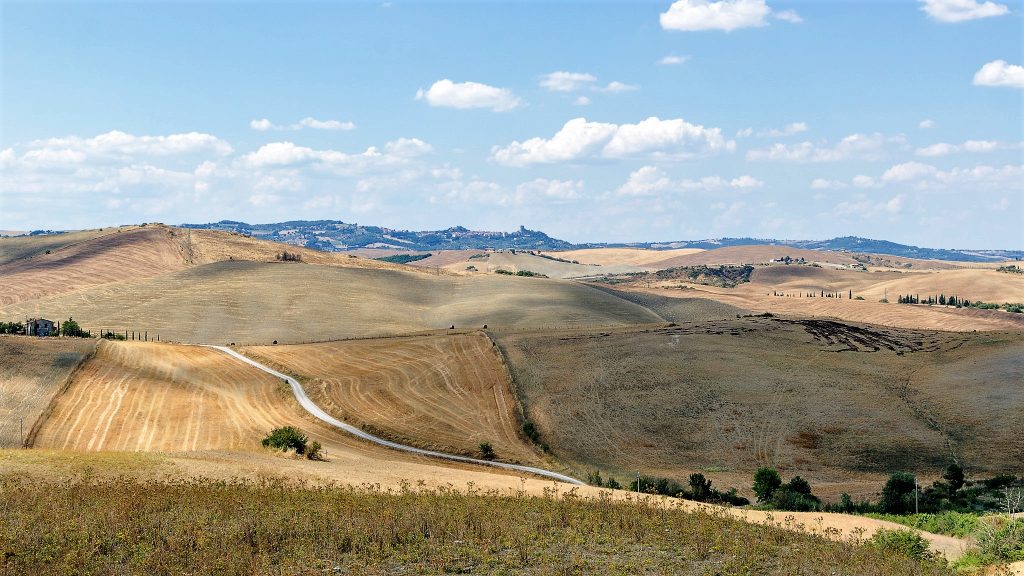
[{"x1": 25, "y1": 318, "x2": 56, "y2": 336}]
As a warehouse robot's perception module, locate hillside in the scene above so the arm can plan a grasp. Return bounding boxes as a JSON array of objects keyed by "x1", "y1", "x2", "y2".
[
  {"x1": 242, "y1": 332, "x2": 542, "y2": 465},
  {"x1": 0, "y1": 260, "x2": 662, "y2": 344},
  {"x1": 496, "y1": 320, "x2": 1024, "y2": 501},
  {"x1": 0, "y1": 224, "x2": 410, "y2": 308},
  {"x1": 0, "y1": 336, "x2": 96, "y2": 448}
]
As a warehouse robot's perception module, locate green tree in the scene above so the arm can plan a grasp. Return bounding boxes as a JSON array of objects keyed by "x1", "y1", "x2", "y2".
[
  {"x1": 882, "y1": 472, "x2": 917, "y2": 514},
  {"x1": 753, "y1": 467, "x2": 782, "y2": 503},
  {"x1": 261, "y1": 426, "x2": 308, "y2": 455},
  {"x1": 943, "y1": 464, "x2": 965, "y2": 497},
  {"x1": 479, "y1": 442, "x2": 496, "y2": 460},
  {"x1": 688, "y1": 473, "x2": 713, "y2": 501}
]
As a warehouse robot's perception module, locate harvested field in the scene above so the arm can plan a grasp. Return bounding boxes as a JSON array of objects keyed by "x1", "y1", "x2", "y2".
[
  {"x1": 0, "y1": 225, "x2": 411, "y2": 308},
  {"x1": 496, "y1": 320, "x2": 1024, "y2": 501},
  {"x1": 0, "y1": 260, "x2": 662, "y2": 344},
  {"x1": 242, "y1": 332, "x2": 541, "y2": 464},
  {"x1": 586, "y1": 284, "x2": 749, "y2": 322},
  {"x1": 0, "y1": 228, "x2": 118, "y2": 266},
  {"x1": 0, "y1": 336, "x2": 96, "y2": 448},
  {"x1": 547, "y1": 247, "x2": 706, "y2": 267},
  {"x1": 624, "y1": 245, "x2": 858, "y2": 268}
]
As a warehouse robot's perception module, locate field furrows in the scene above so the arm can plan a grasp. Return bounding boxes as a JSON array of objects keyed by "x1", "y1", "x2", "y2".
[
  {"x1": 243, "y1": 333, "x2": 541, "y2": 465},
  {"x1": 0, "y1": 227, "x2": 188, "y2": 307},
  {"x1": 0, "y1": 337, "x2": 97, "y2": 448}
]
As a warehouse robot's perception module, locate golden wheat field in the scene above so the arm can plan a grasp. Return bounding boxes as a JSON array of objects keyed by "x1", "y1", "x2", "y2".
[
  {"x1": 242, "y1": 332, "x2": 542, "y2": 464},
  {"x1": 0, "y1": 336, "x2": 96, "y2": 448}
]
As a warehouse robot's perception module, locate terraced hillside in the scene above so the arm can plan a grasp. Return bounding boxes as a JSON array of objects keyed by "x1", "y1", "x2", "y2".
[
  {"x1": 1, "y1": 260, "x2": 662, "y2": 344},
  {"x1": 0, "y1": 336, "x2": 96, "y2": 448},
  {"x1": 496, "y1": 320, "x2": 1024, "y2": 500},
  {"x1": 243, "y1": 332, "x2": 541, "y2": 465}
]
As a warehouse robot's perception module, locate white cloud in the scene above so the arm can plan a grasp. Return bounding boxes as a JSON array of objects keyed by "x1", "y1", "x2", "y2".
[
  {"x1": 973, "y1": 60, "x2": 1024, "y2": 88},
  {"x1": 574, "y1": 96, "x2": 592, "y2": 106},
  {"x1": 882, "y1": 161, "x2": 938, "y2": 182},
  {"x1": 739, "y1": 121, "x2": 808, "y2": 138},
  {"x1": 746, "y1": 133, "x2": 898, "y2": 163},
  {"x1": 21, "y1": 130, "x2": 233, "y2": 166},
  {"x1": 920, "y1": 0, "x2": 1009, "y2": 22},
  {"x1": 852, "y1": 175, "x2": 881, "y2": 188},
  {"x1": 514, "y1": 178, "x2": 585, "y2": 203},
  {"x1": 384, "y1": 137, "x2": 433, "y2": 157},
  {"x1": 492, "y1": 116, "x2": 733, "y2": 166},
  {"x1": 832, "y1": 194, "x2": 906, "y2": 218},
  {"x1": 919, "y1": 119, "x2": 936, "y2": 129},
  {"x1": 773, "y1": 9, "x2": 803, "y2": 23},
  {"x1": 810, "y1": 178, "x2": 846, "y2": 190},
  {"x1": 415, "y1": 79, "x2": 522, "y2": 111},
  {"x1": 660, "y1": 0, "x2": 799, "y2": 32},
  {"x1": 658, "y1": 55, "x2": 690, "y2": 65},
  {"x1": 250, "y1": 117, "x2": 356, "y2": 131},
  {"x1": 250, "y1": 118, "x2": 274, "y2": 131},
  {"x1": 598, "y1": 81, "x2": 640, "y2": 93},
  {"x1": 915, "y1": 139, "x2": 1010, "y2": 156},
  {"x1": 540, "y1": 71, "x2": 597, "y2": 92},
  {"x1": 617, "y1": 165, "x2": 762, "y2": 196},
  {"x1": 296, "y1": 117, "x2": 356, "y2": 130}
]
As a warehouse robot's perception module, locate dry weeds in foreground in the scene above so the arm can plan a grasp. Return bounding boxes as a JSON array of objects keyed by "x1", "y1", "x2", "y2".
[{"x1": 0, "y1": 475, "x2": 954, "y2": 575}]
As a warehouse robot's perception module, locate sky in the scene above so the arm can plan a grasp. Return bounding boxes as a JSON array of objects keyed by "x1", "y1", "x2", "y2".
[{"x1": 1, "y1": 0, "x2": 1022, "y2": 248}]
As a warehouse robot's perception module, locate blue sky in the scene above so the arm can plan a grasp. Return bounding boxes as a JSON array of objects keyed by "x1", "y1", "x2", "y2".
[{"x1": 1, "y1": 0, "x2": 1022, "y2": 248}]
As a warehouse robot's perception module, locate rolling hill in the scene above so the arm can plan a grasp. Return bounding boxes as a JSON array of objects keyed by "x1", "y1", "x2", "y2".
[
  {"x1": 242, "y1": 332, "x2": 543, "y2": 465},
  {"x1": 495, "y1": 320, "x2": 1024, "y2": 501},
  {"x1": 0, "y1": 260, "x2": 662, "y2": 344}
]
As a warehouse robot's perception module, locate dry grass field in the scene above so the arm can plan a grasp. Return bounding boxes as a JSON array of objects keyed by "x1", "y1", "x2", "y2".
[
  {"x1": 0, "y1": 227, "x2": 118, "y2": 265},
  {"x1": 242, "y1": 332, "x2": 542, "y2": 465},
  {"x1": 0, "y1": 336, "x2": 96, "y2": 448},
  {"x1": 0, "y1": 225, "x2": 414, "y2": 309},
  {"x1": 496, "y1": 319, "x2": 1024, "y2": 501},
  {"x1": 546, "y1": 247, "x2": 706, "y2": 267},
  {"x1": 0, "y1": 260, "x2": 661, "y2": 344}
]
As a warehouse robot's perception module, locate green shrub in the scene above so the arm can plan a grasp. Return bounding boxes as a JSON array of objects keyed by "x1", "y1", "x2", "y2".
[
  {"x1": 977, "y1": 518, "x2": 1024, "y2": 562},
  {"x1": 753, "y1": 467, "x2": 782, "y2": 503},
  {"x1": 881, "y1": 472, "x2": 917, "y2": 514},
  {"x1": 869, "y1": 529, "x2": 932, "y2": 560},
  {"x1": 494, "y1": 269, "x2": 513, "y2": 275},
  {"x1": 261, "y1": 426, "x2": 308, "y2": 455},
  {"x1": 478, "y1": 442, "x2": 495, "y2": 460},
  {"x1": 864, "y1": 512, "x2": 980, "y2": 538}
]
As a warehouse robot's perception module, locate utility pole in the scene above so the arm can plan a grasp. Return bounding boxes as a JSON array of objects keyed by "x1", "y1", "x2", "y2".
[
  {"x1": 20, "y1": 417, "x2": 24, "y2": 448},
  {"x1": 636, "y1": 471, "x2": 641, "y2": 495}
]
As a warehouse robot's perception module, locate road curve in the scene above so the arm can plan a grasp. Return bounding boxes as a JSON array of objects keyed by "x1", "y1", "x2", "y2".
[{"x1": 206, "y1": 345, "x2": 583, "y2": 486}]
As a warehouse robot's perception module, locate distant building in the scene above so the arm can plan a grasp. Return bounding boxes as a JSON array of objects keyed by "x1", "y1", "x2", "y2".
[{"x1": 25, "y1": 318, "x2": 55, "y2": 336}]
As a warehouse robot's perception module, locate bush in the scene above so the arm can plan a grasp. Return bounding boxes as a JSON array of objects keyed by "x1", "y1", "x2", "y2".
[
  {"x1": 261, "y1": 426, "x2": 308, "y2": 455},
  {"x1": 882, "y1": 472, "x2": 917, "y2": 514},
  {"x1": 305, "y1": 441, "x2": 322, "y2": 461},
  {"x1": 494, "y1": 269, "x2": 513, "y2": 275},
  {"x1": 522, "y1": 420, "x2": 541, "y2": 444},
  {"x1": 0, "y1": 321, "x2": 25, "y2": 334},
  {"x1": 977, "y1": 518, "x2": 1024, "y2": 562},
  {"x1": 276, "y1": 251, "x2": 302, "y2": 262},
  {"x1": 586, "y1": 470, "x2": 604, "y2": 487},
  {"x1": 869, "y1": 529, "x2": 932, "y2": 560},
  {"x1": 61, "y1": 317, "x2": 90, "y2": 338},
  {"x1": 753, "y1": 467, "x2": 782, "y2": 503},
  {"x1": 478, "y1": 442, "x2": 495, "y2": 460},
  {"x1": 604, "y1": 477, "x2": 622, "y2": 490}
]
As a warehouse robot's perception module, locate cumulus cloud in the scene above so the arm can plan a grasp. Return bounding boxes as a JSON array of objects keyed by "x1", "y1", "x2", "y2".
[
  {"x1": 920, "y1": 0, "x2": 1009, "y2": 22},
  {"x1": 973, "y1": 60, "x2": 1024, "y2": 88},
  {"x1": 915, "y1": 139, "x2": 1009, "y2": 156},
  {"x1": 598, "y1": 81, "x2": 640, "y2": 93},
  {"x1": 415, "y1": 79, "x2": 522, "y2": 111},
  {"x1": 738, "y1": 122, "x2": 808, "y2": 138},
  {"x1": 658, "y1": 55, "x2": 690, "y2": 65},
  {"x1": 492, "y1": 117, "x2": 733, "y2": 166},
  {"x1": 818, "y1": 161, "x2": 1023, "y2": 191},
  {"x1": 660, "y1": 0, "x2": 800, "y2": 32},
  {"x1": 250, "y1": 117, "x2": 356, "y2": 131},
  {"x1": 919, "y1": 119, "x2": 936, "y2": 129},
  {"x1": 832, "y1": 194, "x2": 906, "y2": 218},
  {"x1": 23, "y1": 130, "x2": 233, "y2": 164},
  {"x1": 810, "y1": 178, "x2": 846, "y2": 190},
  {"x1": 746, "y1": 133, "x2": 899, "y2": 162},
  {"x1": 539, "y1": 71, "x2": 597, "y2": 92},
  {"x1": 617, "y1": 165, "x2": 762, "y2": 196},
  {"x1": 574, "y1": 96, "x2": 591, "y2": 106}
]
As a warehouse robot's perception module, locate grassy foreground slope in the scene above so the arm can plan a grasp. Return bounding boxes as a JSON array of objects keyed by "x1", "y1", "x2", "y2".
[
  {"x1": 497, "y1": 319, "x2": 1024, "y2": 500},
  {"x1": 0, "y1": 336, "x2": 96, "y2": 448},
  {"x1": 243, "y1": 332, "x2": 542, "y2": 465},
  {"x1": 1, "y1": 474, "x2": 954, "y2": 575},
  {"x1": 1, "y1": 260, "x2": 662, "y2": 344}
]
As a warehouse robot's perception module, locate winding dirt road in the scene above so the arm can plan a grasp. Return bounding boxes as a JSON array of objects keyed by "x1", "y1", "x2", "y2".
[{"x1": 208, "y1": 345, "x2": 584, "y2": 485}]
